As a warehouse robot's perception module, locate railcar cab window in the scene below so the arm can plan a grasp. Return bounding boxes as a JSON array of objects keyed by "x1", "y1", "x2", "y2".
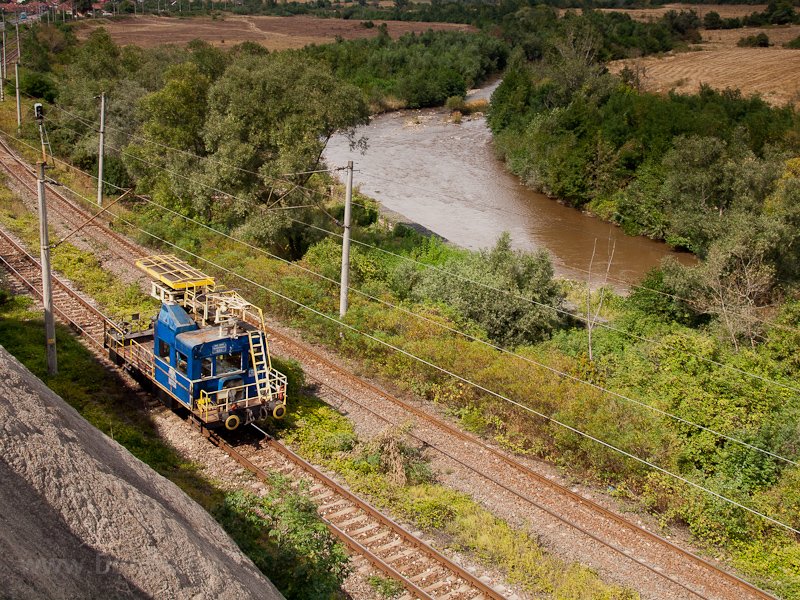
[
  {"x1": 201, "y1": 357, "x2": 213, "y2": 378},
  {"x1": 176, "y1": 352, "x2": 188, "y2": 375},
  {"x1": 216, "y1": 352, "x2": 242, "y2": 374},
  {"x1": 158, "y1": 340, "x2": 170, "y2": 364}
]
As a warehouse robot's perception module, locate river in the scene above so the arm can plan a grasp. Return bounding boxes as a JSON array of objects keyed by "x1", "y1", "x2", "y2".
[{"x1": 324, "y1": 82, "x2": 694, "y2": 287}]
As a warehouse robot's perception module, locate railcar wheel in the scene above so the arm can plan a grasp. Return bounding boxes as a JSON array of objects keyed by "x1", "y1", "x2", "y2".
[
  {"x1": 272, "y1": 404, "x2": 286, "y2": 420},
  {"x1": 224, "y1": 414, "x2": 241, "y2": 431}
]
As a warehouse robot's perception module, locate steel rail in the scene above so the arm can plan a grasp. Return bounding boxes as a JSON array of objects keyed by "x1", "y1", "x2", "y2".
[
  {"x1": 262, "y1": 326, "x2": 778, "y2": 600},
  {"x1": 0, "y1": 224, "x2": 501, "y2": 600},
  {"x1": 0, "y1": 136, "x2": 144, "y2": 259},
  {"x1": 199, "y1": 424, "x2": 501, "y2": 600}
]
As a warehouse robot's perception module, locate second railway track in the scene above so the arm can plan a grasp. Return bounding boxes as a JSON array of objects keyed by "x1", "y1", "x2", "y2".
[
  {"x1": 0, "y1": 131, "x2": 778, "y2": 599},
  {"x1": 0, "y1": 225, "x2": 506, "y2": 600}
]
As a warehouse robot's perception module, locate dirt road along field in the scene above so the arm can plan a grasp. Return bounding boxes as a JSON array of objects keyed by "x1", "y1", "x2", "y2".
[{"x1": 77, "y1": 15, "x2": 474, "y2": 51}]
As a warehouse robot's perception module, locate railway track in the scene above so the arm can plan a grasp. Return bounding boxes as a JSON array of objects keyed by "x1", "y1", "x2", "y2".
[
  {"x1": 0, "y1": 135, "x2": 146, "y2": 262},
  {"x1": 0, "y1": 226, "x2": 106, "y2": 346},
  {"x1": 0, "y1": 133, "x2": 778, "y2": 599},
  {"x1": 264, "y1": 327, "x2": 778, "y2": 600},
  {"x1": 0, "y1": 225, "x2": 505, "y2": 600}
]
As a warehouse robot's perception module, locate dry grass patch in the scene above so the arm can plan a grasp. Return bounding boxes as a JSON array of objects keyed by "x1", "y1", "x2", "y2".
[{"x1": 76, "y1": 15, "x2": 474, "y2": 51}]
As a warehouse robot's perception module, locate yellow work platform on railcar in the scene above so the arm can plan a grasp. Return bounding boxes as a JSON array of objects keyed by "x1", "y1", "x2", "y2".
[{"x1": 136, "y1": 254, "x2": 215, "y2": 290}]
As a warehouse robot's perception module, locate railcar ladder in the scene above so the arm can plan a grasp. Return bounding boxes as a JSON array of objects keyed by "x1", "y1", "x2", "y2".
[{"x1": 248, "y1": 330, "x2": 272, "y2": 399}]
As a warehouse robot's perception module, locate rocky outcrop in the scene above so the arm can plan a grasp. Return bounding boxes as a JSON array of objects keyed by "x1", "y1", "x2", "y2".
[{"x1": 0, "y1": 346, "x2": 283, "y2": 600}]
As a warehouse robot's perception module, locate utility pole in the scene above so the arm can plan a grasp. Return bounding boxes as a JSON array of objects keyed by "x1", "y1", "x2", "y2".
[
  {"x1": 97, "y1": 92, "x2": 106, "y2": 206},
  {"x1": 339, "y1": 160, "x2": 353, "y2": 318},
  {"x1": 35, "y1": 104, "x2": 57, "y2": 375},
  {"x1": 1, "y1": 30, "x2": 5, "y2": 103},
  {"x1": 15, "y1": 21, "x2": 19, "y2": 60},
  {"x1": 1, "y1": 11, "x2": 5, "y2": 82},
  {"x1": 14, "y1": 62, "x2": 20, "y2": 133}
]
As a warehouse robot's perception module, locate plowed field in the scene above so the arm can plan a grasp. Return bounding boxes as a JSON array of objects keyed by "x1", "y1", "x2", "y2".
[
  {"x1": 609, "y1": 25, "x2": 800, "y2": 106},
  {"x1": 595, "y1": 3, "x2": 767, "y2": 21},
  {"x1": 77, "y1": 15, "x2": 474, "y2": 50}
]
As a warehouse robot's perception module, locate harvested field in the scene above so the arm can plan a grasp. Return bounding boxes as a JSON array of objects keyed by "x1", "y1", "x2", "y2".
[
  {"x1": 609, "y1": 24, "x2": 800, "y2": 106},
  {"x1": 77, "y1": 15, "x2": 475, "y2": 50},
  {"x1": 702, "y1": 24, "x2": 800, "y2": 46},
  {"x1": 592, "y1": 3, "x2": 767, "y2": 21}
]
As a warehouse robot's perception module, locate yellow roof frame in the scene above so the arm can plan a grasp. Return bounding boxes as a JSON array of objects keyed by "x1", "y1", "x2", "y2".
[{"x1": 136, "y1": 254, "x2": 215, "y2": 290}]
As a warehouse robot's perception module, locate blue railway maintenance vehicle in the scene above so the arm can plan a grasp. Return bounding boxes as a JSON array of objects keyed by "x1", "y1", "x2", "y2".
[{"x1": 105, "y1": 254, "x2": 288, "y2": 431}]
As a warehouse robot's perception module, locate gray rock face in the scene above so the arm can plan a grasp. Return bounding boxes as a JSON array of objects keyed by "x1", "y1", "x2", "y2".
[{"x1": 0, "y1": 346, "x2": 283, "y2": 600}]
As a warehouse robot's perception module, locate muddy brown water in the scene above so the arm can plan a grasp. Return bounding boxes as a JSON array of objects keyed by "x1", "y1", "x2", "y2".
[{"x1": 325, "y1": 84, "x2": 695, "y2": 288}]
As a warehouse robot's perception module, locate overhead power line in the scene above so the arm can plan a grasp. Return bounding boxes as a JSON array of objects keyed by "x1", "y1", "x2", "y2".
[
  {"x1": 101, "y1": 213, "x2": 800, "y2": 538},
  {"x1": 4, "y1": 122, "x2": 796, "y2": 533},
  {"x1": 30, "y1": 145, "x2": 799, "y2": 470},
  {"x1": 12, "y1": 115, "x2": 800, "y2": 399},
  {"x1": 4, "y1": 120, "x2": 800, "y2": 400}
]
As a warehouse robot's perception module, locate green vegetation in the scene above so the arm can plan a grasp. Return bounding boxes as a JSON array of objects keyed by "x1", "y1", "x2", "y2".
[
  {"x1": 5, "y1": 15, "x2": 800, "y2": 598},
  {"x1": 304, "y1": 30, "x2": 508, "y2": 110},
  {"x1": 704, "y1": 1, "x2": 800, "y2": 29},
  {"x1": 737, "y1": 32, "x2": 771, "y2": 47},
  {"x1": 367, "y1": 575, "x2": 405, "y2": 599},
  {"x1": 272, "y1": 392, "x2": 636, "y2": 598},
  {"x1": 489, "y1": 54, "x2": 798, "y2": 255},
  {"x1": 214, "y1": 482, "x2": 350, "y2": 600},
  {"x1": 784, "y1": 34, "x2": 800, "y2": 49},
  {"x1": 15, "y1": 26, "x2": 508, "y2": 258}
]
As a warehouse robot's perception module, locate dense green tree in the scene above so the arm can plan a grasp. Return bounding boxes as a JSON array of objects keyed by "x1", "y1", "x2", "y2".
[
  {"x1": 139, "y1": 62, "x2": 211, "y2": 153},
  {"x1": 186, "y1": 39, "x2": 227, "y2": 80},
  {"x1": 199, "y1": 52, "x2": 368, "y2": 256},
  {"x1": 657, "y1": 135, "x2": 780, "y2": 254}
]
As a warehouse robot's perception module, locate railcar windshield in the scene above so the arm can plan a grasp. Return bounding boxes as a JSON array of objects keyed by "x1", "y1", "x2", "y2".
[{"x1": 216, "y1": 352, "x2": 242, "y2": 374}]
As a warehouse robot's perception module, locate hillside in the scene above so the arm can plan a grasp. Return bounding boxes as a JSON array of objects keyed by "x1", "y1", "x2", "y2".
[{"x1": 0, "y1": 346, "x2": 283, "y2": 600}]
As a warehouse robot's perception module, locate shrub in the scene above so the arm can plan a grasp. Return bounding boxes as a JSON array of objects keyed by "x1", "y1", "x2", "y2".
[
  {"x1": 413, "y1": 232, "x2": 564, "y2": 347},
  {"x1": 703, "y1": 11, "x2": 723, "y2": 30},
  {"x1": 784, "y1": 35, "x2": 800, "y2": 49},
  {"x1": 445, "y1": 95, "x2": 465, "y2": 112},
  {"x1": 214, "y1": 483, "x2": 350, "y2": 600},
  {"x1": 737, "y1": 32, "x2": 770, "y2": 47},
  {"x1": 19, "y1": 71, "x2": 57, "y2": 102}
]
